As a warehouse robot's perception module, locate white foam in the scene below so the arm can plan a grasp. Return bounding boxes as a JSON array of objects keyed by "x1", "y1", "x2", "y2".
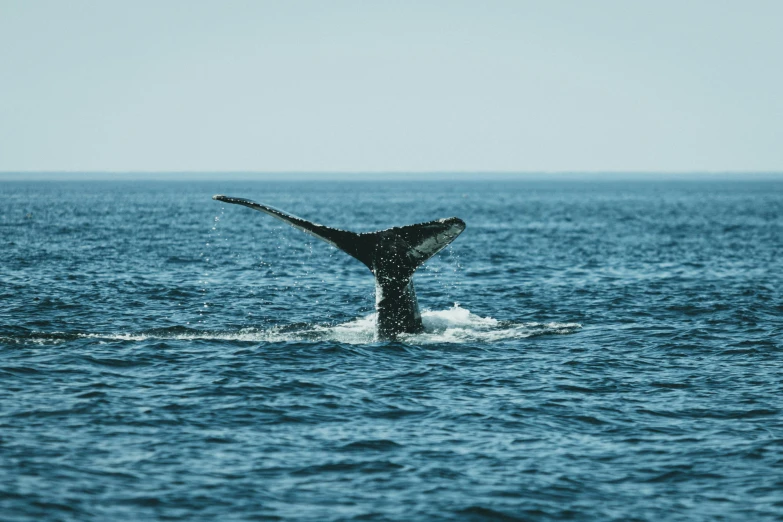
[
  {"x1": 406, "y1": 304, "x2": 579, "y2": 343},
  {"x1": 76, "y1": 327, "x2": 293, "y2": 343}
]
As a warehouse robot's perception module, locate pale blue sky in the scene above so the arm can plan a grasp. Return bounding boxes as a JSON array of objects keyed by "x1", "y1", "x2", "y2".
[{"x1": 1, "y1": 0, "x2": 781, "y2": 172}]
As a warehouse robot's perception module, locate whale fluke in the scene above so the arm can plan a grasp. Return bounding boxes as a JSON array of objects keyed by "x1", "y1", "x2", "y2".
[{"x1": 213, "y1": 194, "x2": 465, "y2": 339}]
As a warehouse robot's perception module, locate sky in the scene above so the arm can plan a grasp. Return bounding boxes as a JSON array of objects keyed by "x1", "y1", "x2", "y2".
[{"x1": 0, "y1": 0, "x2": 782, "y2": 173}]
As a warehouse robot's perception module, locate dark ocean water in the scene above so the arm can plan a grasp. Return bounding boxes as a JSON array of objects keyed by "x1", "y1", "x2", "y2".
[{"x1": 1, "y1": 178, "x2": 781, "y2": 521}]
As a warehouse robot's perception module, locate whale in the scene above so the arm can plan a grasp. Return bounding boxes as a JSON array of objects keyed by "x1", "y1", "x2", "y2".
[{"x1": 213, "y1": 195, "x2": 466, "y2": 339}]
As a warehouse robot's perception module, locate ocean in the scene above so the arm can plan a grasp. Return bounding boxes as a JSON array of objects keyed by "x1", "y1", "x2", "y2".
[{"x1": 1, "y1": 177, "x2": 781, "y2": 521}]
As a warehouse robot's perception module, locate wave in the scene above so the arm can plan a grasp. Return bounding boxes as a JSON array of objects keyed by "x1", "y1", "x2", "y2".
[{"x1": 2, "y1": 305, "x2": 581, "y2": 346}]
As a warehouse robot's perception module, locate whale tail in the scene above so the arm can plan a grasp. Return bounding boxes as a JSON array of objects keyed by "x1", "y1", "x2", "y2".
[
  {"x1": 212, "y1": 195, "x2": 465, "y2": 274},
  {"x1": 213, "y1": 194, "x2": 465, "y2": 339}
]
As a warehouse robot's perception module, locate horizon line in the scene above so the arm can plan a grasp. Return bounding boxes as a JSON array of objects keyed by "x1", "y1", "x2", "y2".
[
  {"x1": 2, "y1": 170, "x2": 783, "y2": 174},
  {"x1": 2, "y1": 171, "x2": 782, "y2": 182}
]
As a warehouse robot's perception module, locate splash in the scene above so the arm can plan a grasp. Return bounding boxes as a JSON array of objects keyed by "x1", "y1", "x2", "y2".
[
  {"x1": 412, "y1": 304, "x2": 580, "y2": 343},
  {"x1": 309, "y1": 304, "x2": 580, "y2": 344}
]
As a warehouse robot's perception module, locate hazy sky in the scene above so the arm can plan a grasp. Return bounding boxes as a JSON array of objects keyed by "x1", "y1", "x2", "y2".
[{"x1": 1, "y1": 0, "x2": 781, "y2": 172}]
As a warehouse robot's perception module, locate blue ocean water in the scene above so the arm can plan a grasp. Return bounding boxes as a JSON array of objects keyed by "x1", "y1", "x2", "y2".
[{"x1": 1, "y1": 177, "x2": 781, "y2": 521}]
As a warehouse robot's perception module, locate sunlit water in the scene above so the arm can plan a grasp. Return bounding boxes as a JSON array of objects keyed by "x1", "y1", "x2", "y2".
[{"x1": 1, "y1": 178, "x2": 781, "y2": 521}]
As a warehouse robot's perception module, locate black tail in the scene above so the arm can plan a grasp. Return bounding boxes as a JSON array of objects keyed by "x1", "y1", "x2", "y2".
[
  {"x1": 214, "y1": 194, "x2": 465, "y2": 338},
  {"x1": 212, "y1": 195, "x2": 465, "y2": 275}
]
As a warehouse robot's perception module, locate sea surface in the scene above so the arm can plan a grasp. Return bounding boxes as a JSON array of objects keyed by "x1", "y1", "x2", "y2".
[{"x1": 1, "y1": 177, "x2": 781, "y2": 521}]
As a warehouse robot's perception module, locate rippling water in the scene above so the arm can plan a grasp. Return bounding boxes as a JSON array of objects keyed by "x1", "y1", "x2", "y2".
[{"x1": 1, "y1": 177, "x2": 781, "y2": 521}]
